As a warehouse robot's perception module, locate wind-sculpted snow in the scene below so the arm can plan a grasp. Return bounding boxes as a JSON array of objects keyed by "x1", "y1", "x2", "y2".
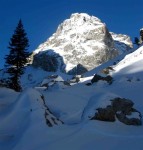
[{"x1": 0, "y1": 88, "x2": 64, "y2": 150}]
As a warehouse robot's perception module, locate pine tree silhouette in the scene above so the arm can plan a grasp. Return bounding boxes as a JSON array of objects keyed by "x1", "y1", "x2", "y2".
[{"x1": 5, "y1": 19, "x2": 30, "y2": 91}]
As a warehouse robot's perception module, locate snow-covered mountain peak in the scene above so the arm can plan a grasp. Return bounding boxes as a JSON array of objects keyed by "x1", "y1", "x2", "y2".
[
  {"x1": 32, "y1": 13, "x2": 133, "y2": 75},
  {"x1": 35, "y1": 13, "x2": 106, "y2": 53},
  {"x1": 58, "y1": 12, "x2": 103, "y2": 32},
  {"x1": 69, "y1": 13, "x2": 102, "y2": 25},
  {"x1": 33, "y1": 13, "x2": 119, "y2": 74}
]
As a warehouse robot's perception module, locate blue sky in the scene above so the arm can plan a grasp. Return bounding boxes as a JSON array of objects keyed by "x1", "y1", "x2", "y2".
[{"x1": 0, "y1": 0, "x2": 143, "y2": 68}]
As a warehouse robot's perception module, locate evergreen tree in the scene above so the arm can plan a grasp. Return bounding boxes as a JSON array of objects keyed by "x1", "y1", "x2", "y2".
[{"x1": 5, "y1": 19, "x2": 30, "y2": 91}]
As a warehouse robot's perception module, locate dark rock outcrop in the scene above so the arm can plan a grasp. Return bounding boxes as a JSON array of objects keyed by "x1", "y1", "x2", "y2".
[
  {"x1": 111, "y1": 98, "x2": 134, "y2": 115},
  {"x1": 91, "y1": 74, "x2": 113, "y2": 85},
  {"x1": 91, "y1": 97, "x2": 142, "y2": 126},
  {"x1": 91, "y1": 106, "x2": 115, "y2": 122},
  {"x1": 32, "y1": 50, "x2": 64, "y2": 72},
  {"x1": 116, "y1": 112, "x2": 142, "y2": 126}
]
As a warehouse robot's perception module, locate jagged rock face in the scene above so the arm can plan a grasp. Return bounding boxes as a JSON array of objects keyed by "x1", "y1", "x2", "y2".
[
  {"x1": 33, "y1": 13, "x2": 119, "y2": 74},
  {"x1": 110, "y1": 32, "x2": 133, "y2": 53},
  {"x1": 32, "y1": 50, "x2": 64, "y2": 72}
]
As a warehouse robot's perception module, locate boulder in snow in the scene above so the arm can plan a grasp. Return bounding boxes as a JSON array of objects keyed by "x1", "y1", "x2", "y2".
[
  {"x1": 91, "y1": 74, "x2": 113, "y2": 85},
  {"x1": 92, "y1": 97, "x2": 142, "y2": 126},
  {"x1": 91, "y1": 105, "x2": 115, "y2": 122}
]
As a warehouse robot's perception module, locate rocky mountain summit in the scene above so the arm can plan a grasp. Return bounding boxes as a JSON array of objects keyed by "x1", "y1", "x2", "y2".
[{"x1": 32, "y1": 13, "x2": 132, "y2": 74}]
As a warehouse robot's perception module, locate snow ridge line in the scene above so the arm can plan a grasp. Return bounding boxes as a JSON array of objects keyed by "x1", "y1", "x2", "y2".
[{"x1": 40, "y1": 94, "x2": 64, "y2": 127}]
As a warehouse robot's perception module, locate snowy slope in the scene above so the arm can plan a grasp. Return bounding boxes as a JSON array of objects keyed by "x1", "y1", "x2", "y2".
[
  {"x1": 113, "y1": 46, "x2": 143, "y2": 76},
  {"x1": 0, "y1": 46, "x2": 143, "y2": 150}
]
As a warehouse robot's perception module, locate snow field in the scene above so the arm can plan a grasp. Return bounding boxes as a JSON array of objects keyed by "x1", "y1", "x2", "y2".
[{"x1": 1, "y1": 46, "x2": 143, "y2": 150}]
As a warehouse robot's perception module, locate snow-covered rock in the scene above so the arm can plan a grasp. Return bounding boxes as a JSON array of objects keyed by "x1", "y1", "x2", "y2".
[
  {"x1": 32, "y1": 13, "x2": 120, "y2": 74},
  {"x1": 110, "y1": 32, "x2": 133, "y2": 53}
]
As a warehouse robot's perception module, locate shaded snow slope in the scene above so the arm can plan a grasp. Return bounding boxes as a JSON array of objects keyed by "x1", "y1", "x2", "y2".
[
  {"x1": 0, "y1": 47, "x2": 143, "y2": 150},
  {"x1": 0, "y1": 88, "x2": 63, "y2": 150}
]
